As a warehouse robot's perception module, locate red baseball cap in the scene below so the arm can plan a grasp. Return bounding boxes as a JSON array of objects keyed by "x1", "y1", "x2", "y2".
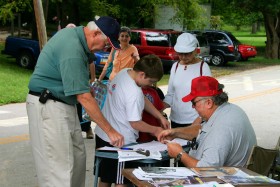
[{"x1": 182, "y1": 76, "x2": 223, "y2": 102}]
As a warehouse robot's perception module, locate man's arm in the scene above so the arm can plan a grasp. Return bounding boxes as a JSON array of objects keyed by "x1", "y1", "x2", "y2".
[
  {"x1": 144, "y1": 97, "x2": 170, "y2": 129},
  {"x1": 98, "y1": 48, "x2": 113, "y2": 81},
  {"x1": 77, "y1": 93, "x2": 124, "y2": 147},
  {"x1": 130, "y1": 120, "x2": 163, "y2": 139},
  {"x1": 89, "y1": 63, "x2": 96, "y2": 83},
  {"x1": 167, "y1": 142, "x2": 199, "y2": 167},
  {"x1": 158, "y1": 123, "x2": 201, "y2": 142}
]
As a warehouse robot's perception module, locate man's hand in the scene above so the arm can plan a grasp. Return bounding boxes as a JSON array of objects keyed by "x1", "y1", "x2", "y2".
[
  {"x1": 166, "y1": 142, "x2": 183, "y2": 158},
  {"x1": 157, "y1": 129, "x2": 175, "y2": 143},
  {"x1": 153, "y1": 127, "x2": 164, "y2": 139},
  {"x1": 107, "y1": 127, "x2": 124, "y2": 148},
  {"x1": 159, "y1": 116, "x2": 170, "y2": 129}
]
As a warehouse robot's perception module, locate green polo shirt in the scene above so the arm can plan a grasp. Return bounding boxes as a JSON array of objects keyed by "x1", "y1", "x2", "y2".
[{"x1": 28, "y1": 26, "x2": 91, "y2": 105}]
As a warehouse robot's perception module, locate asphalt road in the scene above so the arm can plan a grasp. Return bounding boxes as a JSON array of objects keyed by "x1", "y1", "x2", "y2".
[{"x1": 0, "y1": 65, "x2": 280, "y2": 187}]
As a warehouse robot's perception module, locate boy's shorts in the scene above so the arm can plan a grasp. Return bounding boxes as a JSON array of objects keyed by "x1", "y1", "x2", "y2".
[{"x1": 95, "y1": 136, "x2": 138, "y2": 184}]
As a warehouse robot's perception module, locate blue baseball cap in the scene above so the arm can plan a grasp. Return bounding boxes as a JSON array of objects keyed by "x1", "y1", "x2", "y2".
[{"x1": 94, "y1": 16, "x2": 120, "y2": 49}]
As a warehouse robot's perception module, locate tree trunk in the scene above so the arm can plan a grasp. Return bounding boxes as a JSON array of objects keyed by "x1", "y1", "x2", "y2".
[
  {"x1": 251, "y1": 22, "x2": 257, "y2": 34},
  {"x1": 257, "y1": 21, "x2": 261, "y2": 32},
  {"x1": 263, "y1": 13, "x2": 279, "y2": 59}
]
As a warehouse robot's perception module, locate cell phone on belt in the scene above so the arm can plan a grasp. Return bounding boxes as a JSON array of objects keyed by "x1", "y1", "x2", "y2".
[{"x1": 39, "y1": 89, "x2": 51, "y2": 104}]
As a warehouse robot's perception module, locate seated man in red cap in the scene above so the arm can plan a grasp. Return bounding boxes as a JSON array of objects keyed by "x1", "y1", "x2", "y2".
[{"x1": 158, "y1": 76, "x2": 257, "y2": 167}]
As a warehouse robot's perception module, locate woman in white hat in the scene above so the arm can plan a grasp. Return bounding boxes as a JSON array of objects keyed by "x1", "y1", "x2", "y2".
[{"x1": 163, "y1": 33, "x2": 212, "y2": 129}]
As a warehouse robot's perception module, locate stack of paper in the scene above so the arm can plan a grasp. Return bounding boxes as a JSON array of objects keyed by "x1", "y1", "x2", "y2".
[
  {"x1": 117, "y1": 150, "x2": 162, "y2": 162},
  {"x1": 132, "y1": 167, "x2": 196, "y2": 181}
]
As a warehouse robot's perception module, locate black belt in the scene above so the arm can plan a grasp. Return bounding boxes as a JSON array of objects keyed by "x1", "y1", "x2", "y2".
[{"x1": 29, "y1": 90, "x2": 67, "y2": 104}]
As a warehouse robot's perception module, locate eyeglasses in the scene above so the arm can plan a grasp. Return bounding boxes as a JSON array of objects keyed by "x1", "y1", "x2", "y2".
[
  {"x1": 104, "y1": 43, "x2": 110, "y2": 49},
  {"x1": 191, "y1": 98, "x2": 206, "y2": 107},
  {"x1": 120, "y1": 34, "x2": 130, "y2": 38},
  {"x1": 103, "y1": 38, "x2": 111, "y2": 49},
  {"x1": 187, "y1": 138, "x2": 199, "y2": 150}
]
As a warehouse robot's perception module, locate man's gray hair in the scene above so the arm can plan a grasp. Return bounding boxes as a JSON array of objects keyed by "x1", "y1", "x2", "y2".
[
  {"x1": 87, "y1": 21, "x2": 106, "y2": 39},
  {"x1": 211, "y1": 84, "x2": 228, "y2": 105},
  {"x1": 87, "y1": 21, "x2": 98, "y2": 31}
]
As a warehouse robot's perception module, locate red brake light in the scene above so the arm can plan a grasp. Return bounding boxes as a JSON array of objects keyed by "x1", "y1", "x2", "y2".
[
  {"x1": 165, "y1": 49, "x2": 173, "y2": 56},
  {"x1": 228, "y1": 45, "x2": 234, "y2": 52}
]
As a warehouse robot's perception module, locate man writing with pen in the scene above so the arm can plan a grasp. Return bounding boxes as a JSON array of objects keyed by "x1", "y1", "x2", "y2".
[
  {"x1": 94, "y1": 55, "x2": 170, "y2": 187},
  {"x1": 158, "y1": 76, "x2": 256, "y2": 168}
]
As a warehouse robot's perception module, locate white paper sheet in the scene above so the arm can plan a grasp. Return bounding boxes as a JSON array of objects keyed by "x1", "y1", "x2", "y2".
[{"x1": 126, "y1": 138, "x2": 189, "y2": 152}]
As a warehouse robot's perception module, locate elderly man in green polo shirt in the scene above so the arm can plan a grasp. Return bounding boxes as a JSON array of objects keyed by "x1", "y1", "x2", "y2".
[{"x1": 26, "y1": 16, "x2": 124, "y2": 187}]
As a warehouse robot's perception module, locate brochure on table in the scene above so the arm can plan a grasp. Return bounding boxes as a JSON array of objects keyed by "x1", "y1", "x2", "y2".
[
  {"x1": 97, "y1": 138, "x2": 189, "y2": 162},
  {"x1": 132, "y1": 167, "x2": 280, "y2": 186}
]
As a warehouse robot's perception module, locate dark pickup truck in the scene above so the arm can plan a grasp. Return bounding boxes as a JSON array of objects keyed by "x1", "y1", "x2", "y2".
[{"x1": 1, "y1": 35, "x2": 109, "y2": 71}]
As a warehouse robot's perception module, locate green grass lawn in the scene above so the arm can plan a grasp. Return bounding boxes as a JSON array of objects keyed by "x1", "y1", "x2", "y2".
[
  {"x1": 0, "y1": 26, "x2": 280, "y2": 105},
  {"x1": 0, "y1": 43, "x2": 33, "y2": 105}
]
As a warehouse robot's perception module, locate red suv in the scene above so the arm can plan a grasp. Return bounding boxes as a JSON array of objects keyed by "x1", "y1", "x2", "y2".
[{"x1": 130, "y1": 29, "x2": 182, "y2": 72}]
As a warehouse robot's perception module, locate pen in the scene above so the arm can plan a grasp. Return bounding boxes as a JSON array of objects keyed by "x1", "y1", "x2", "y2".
[{"x1": 120, "y1": 147, "x2": 133, "y2": 150}]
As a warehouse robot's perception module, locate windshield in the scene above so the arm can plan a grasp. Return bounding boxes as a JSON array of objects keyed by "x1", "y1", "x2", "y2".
[{"x1": 145, "y1": 32, "x2": 181, "y2": 47}]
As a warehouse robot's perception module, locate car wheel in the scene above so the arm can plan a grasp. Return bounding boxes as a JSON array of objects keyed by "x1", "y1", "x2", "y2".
[
  {"x1": 211, "y1": 53, "x2": 225, "y2": 66},
  {"x1": 17, "y1": 51, "x2": 35, "y2": 69}
]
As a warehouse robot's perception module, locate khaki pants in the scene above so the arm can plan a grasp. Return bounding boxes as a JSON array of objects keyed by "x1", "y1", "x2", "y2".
[{"x1": 26, "y1": 94, "x2": 86, "y2": 187}]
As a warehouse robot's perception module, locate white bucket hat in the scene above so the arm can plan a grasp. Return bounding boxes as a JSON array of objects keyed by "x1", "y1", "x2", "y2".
[{"x1": 174, "y1": 33, "x2": 198, "y2": 53}]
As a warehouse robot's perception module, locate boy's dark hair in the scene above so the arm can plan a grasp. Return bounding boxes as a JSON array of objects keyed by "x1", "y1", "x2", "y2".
[{"x1": 133, "y1": 55, "x2": 164, "y2": 80}]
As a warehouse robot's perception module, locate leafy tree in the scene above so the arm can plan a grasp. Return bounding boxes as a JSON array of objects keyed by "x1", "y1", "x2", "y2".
[
  {"x1": 210, "y1": 15, "x2": 223, "y2": 30},
  {"x1": 234, "y1": 0, "x2": 280, "y2": 59},
  {"x1": 168, "y1": 0, "x2": 207, "y2": 30},
  {"x1": 0, "y1": 0, "x2": 32, "y2": 24}
]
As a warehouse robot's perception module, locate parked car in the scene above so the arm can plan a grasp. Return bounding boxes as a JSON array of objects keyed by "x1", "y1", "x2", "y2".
[
  {"x1": 192, "y1": 34, "x2": 212, "y2": 64},
  {"x1": 238, "y1": 43, "x2": 257, "y2": 61},
  {"x1": 94, "y1": 51, "x2": 109, "y2": 74},
  {"x1": 1, "y1": 35, "x2": 108, "y2": 71},
  {"x1": 130, "y1": 28, "x2": 182, "y2": 72},
  {"x1": 129, "y1": 29, "x2": 212, "y2": 73},
  {"x1": 188, "y1": 30, "x2": 240, "y2": 66}
]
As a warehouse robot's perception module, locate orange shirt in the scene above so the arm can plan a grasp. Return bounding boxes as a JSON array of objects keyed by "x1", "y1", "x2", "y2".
[{"x1": 109, "y1": 44, "x2": 139, "y2": 80}]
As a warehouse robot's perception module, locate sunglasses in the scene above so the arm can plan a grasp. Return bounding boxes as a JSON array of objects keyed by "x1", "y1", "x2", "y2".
[{"x1": 191, "y1": 98, "x2": 207, "y2": 107}]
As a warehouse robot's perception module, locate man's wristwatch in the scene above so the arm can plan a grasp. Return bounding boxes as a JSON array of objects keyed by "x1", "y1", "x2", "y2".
[{"x1": 175, "y1": 151, "x2": 185, "y2": 162}]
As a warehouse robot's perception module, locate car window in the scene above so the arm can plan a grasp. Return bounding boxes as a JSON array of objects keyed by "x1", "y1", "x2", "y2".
[
  {"x1": 213, "y1": 33, "x2": 229, "y2": 44},
  {"x1": 145, "y1": 32, "x2": 169, "y2": 47},
  {"x1": 170, "y1": 33, "x2": 181, "y2": 47},
  {"x1": 196, "y1": 35, "x2": 207, "y2": 47},
  {"x1": 227, "y1": 32, "x2": 241, "y2": 44},
  {"x1": 130, "y1": 32, "x2": 141, "y2": 45}
]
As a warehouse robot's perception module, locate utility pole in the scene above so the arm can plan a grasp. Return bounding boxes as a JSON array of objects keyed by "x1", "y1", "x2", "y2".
[{"x1": 33, "y1": 0, "x2": 47, "y2": 50}]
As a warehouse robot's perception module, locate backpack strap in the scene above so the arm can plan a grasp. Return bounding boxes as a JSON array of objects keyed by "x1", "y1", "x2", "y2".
[
  {"x1": 175, "y1": 61, "x2": 179, "y2": 73},
  {"x1": 200, "y1": 61, "x2": 204, "y2": 76}
]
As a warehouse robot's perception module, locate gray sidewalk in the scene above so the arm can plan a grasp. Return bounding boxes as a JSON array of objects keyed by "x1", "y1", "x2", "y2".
[{"x1": 1, "y1": 65, "x2": 280, "y2": 187}]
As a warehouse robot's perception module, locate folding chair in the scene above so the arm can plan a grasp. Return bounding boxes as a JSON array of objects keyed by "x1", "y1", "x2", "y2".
[
  {"x1": 246, "y1": 137, "x2": 279, "y2": 177},
  {"x1": 269, "y1": 136, "x2": 280, "y2": 180}
]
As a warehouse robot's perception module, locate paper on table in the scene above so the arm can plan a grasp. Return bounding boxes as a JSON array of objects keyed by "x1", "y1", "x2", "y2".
[
  {"x1": 118, "y1": 150, "x2": 162, "y2": 162},
  {"x1": 126, "y1": 138, "x2": 189, "y2": 152},
  {"x1": 133, "y1": 167, "x2": 196, "y2": 180},
  {"x1": 97, "y1": 146, "x2": 120, "y2": 151}
]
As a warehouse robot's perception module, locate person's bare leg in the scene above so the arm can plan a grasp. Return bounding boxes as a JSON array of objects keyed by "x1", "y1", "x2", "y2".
[
  {"x1": 98, "y1": 181, "x2": 111, "y2": 187},
  {"x1": 115, "y1": 184, "x2": 128, "y2": 187}
]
